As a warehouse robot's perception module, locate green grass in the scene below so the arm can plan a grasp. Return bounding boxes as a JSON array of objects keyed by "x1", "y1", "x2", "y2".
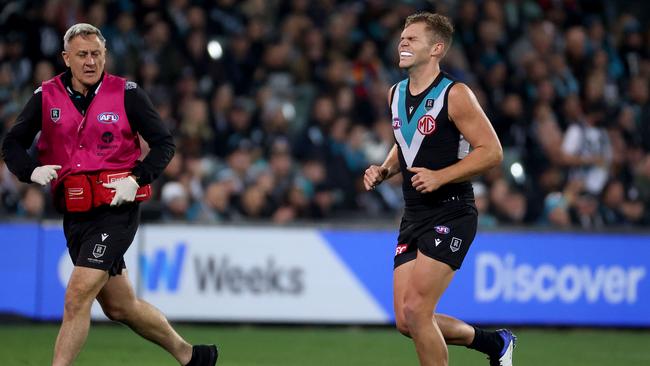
[{"x1": 1, "y1": 324, "x2": 649, "y2": 365}]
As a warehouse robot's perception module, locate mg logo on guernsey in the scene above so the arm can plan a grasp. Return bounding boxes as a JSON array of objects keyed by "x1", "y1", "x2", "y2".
[
  {"x1": 139, "y1": 243, "x2": 187, "y2": 292},
  {"x1": 417, "y1": 115, "x2": 436, "y2": 135},
  {"x1": 97, "y1": 112, "x2": 120, "y2": 124}
]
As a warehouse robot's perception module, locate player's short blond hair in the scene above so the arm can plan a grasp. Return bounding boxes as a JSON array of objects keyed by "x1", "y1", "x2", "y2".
[{"x1": 404, "y1": 12, "x2": 454, "y2": 54}]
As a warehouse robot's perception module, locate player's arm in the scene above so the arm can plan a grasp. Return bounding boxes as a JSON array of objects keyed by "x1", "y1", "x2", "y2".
[
  {"x1": 409, "y1": 83, "x2": 502, "y2": 193},
  {"x1": 124, "y1": 83, "x2": 175, "y2": 186},
  {"x1": 363, "y1": 85, "x2": 401, "y2": 191},
  {"x1": 1, "y1": 91, "x2": 45, "y2": 183}
]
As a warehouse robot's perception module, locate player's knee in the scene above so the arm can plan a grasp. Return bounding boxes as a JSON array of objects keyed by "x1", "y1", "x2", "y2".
[
  {"x1": 402, "y1": 297, "x2": 428, "y2": 329},
  {"x1": 395, "y1": 320, "x2": 411, "y2": 337}
]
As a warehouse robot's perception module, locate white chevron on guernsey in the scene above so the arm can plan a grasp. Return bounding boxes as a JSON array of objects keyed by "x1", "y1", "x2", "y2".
[{"x1": 392, "y1": 81, "x2": 453, "y2": 168}]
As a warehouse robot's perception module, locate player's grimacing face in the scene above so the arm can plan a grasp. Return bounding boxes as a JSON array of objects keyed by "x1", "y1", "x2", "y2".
[
  {"x1": 62, "y1": 34, "x2": 106, "y2": 88},
  {"x1": 398, "y1": 22, "x2": 436, "y2": 69}
]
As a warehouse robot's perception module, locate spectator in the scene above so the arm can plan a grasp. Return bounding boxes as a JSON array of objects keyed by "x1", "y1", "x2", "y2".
[{"x1": 0, "y1": 1, "x2": 648, "y2": 228}]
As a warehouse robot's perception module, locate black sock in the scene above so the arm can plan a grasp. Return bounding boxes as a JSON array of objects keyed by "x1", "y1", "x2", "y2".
[
  {"x1": 185, "y1": 344, "x2": 217, "y2": 366},
  {"x1": 185, "y1": 346, "x2": 203, "y2": 366},
  {"x1": 467, "y1": 326, "x2": 504, "y2": 356}
]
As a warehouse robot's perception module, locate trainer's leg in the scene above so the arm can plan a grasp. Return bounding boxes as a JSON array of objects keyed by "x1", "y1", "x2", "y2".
[
  {"x1": 53, "y1": 266, "x2": 109, "y2": 366},
  {"x1": 403, "y1": 251, "x2": 455, "y2": 366},
  {"x1": 96, "y1": 269, "x2": 192, "y2": 365}
]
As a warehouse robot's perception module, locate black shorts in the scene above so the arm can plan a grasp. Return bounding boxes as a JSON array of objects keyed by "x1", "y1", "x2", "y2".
[
  {"x1": 394, "y1": 201, "x2": 477, "y2": 270},
  {"x1": 63, "y1": 203, "x2": 140, "y2": 276}
]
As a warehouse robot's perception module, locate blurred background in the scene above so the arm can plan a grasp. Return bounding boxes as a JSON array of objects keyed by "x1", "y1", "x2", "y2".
[
  {"x1": 0, "y1": 1, "x2": 649, "y2": 365},
  {"x1": 0, "y1": 0, "x2": 648, "y2": 228}
]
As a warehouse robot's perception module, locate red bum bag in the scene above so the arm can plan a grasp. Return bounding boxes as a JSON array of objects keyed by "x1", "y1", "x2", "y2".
[{"x1": 63, "y1": 171, "x2": 152, "y2": 212}]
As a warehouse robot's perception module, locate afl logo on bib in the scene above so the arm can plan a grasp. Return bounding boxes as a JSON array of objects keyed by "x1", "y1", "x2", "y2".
[
  {"x1": 392, "y1": 117, "x2": 402, "y2": 129},
  {"x1": 97, "y1": 112, "x2": 119, "y2": 124},
  {"x1": 417, "y1": 115, "x2": 436, "y2": 135}
]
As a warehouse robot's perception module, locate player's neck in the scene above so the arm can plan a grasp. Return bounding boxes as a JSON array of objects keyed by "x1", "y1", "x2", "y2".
[{"x1": 408, "y1": 62, "x2": 440, "y2": 95}]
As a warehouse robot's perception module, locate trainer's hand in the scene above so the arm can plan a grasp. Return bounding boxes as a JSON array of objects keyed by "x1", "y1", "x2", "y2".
[
  {"x1": 408, "y1": 167, "x2": 445, "y2": 193},
  {"x1": 103, "y1": 176, "x2": 139, "y2": 206},
  {"x1": 30, "y1": 165, "x2": 62, "y2": 186},
  {"x1": 364, "y1": 165, "x2": 389, "y2": 191}
]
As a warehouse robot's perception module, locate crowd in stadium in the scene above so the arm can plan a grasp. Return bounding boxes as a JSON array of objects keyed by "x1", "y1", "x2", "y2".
[{"x1": 0, "y1": 0, "x2": 648, "y2": 228}]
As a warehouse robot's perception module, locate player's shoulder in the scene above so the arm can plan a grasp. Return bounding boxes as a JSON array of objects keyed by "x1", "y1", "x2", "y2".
[{"x1": 447, "y1": 81, "x2": 472, "y2": 100}]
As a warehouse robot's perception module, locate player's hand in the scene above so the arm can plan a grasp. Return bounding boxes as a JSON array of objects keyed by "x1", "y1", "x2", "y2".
[
  {"x1": 103, "y1": 176, "x2": 139, "y2": 206},
  {"x1": 364, "y1": 165, "x2": 389, "y2": 191},
  {"x1": 408, "y1": 167, "x2": 444, "y2": 193},
  {"x1": 30, "y1": 165, "x2": 62, "y2": 186}
]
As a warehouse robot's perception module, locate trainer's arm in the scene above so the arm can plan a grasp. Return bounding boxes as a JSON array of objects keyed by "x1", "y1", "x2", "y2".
[
  {"x1": 409, "y1": 83, "x2": 502, "y2": 192},
  {"x1": 125, "y1": 85, "x2": 175, "y2": 186},
  {"x1": 1, "y1": 92, "x2": 42, "y2": 183}
]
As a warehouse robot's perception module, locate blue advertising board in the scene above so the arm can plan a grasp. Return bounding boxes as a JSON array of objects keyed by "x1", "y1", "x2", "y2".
[
  {"x1": 325, "y1": 230, "x2": 650, "y2": 326},
  {"x1": 1, "y1": 223, "x2": 648, "y2": 326},
  {"x1": 0, "y1": 223, "x2": 39, "y2": 317}
]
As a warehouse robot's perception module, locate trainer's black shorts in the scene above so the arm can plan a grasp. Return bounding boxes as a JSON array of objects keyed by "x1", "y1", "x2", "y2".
[
  {"x1": 394, "y1": 200, "x2": 477, "y2": 270},
  {"x1": 63, "y1": 203, "x2": 140, "y2": 276}
]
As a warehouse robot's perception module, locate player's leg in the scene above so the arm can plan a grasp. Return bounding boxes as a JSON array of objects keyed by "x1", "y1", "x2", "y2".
[
  {"x1": 394, "y1": 260, "x2": 474, "y2": 344},
  {"x1": 393, "y1": 258, "x2": 415, "y2": 337},
  {"x1": 434, "y1": 313, "x2": 475, "y2": 345},
  {"x1": 96, "y1": 269, "x2": 217, "y2": 365},
  {"x1": 403, "y1": 250, "x2": 455, "y2": 366},
  {"x1": 396, "y1": 266, "x2": 515, "y2": 365},
  {"x1": 52, "y1": 266, "x2": 109, "y2": 366}
]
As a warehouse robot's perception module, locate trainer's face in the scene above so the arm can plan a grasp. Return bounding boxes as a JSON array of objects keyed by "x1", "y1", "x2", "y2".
[
  {"x1": 62, "y1": 34, "x2": 106, "y2": 92},
  {"x1": 398, "y1": 23, "x2": 442, "y2": 69}
]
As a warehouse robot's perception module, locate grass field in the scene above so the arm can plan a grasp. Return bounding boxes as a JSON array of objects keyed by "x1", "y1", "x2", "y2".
[{"x1": 1, "y1": 324, "x2": 649, "y2": 365}]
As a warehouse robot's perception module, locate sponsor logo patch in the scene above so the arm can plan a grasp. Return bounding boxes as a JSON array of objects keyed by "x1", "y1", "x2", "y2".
[
  {"x1": 101, "y1": 132, "x2": 114, "y2": 143},
  {"x1": 92, "y1": 244, "x2": 106, "y2": 258},
  {"x1": 392, "y1": 117, "x2": 402, "y2": 129},
  {"x1": 417, "y1": 115, "x2": 436, "y2": 135},
  {"x1": 50, "y1": 108, "x2": 61, "y2": 123},
  {"x1": 395, "y1": 243, "x2": 408, "y2": 255},
  {"x1": 425, "y1": 98, "x2": 434, "y2": 110},
  {"x1": 450, "y1": 237, "x2": 462, "y2": 252},
  {"x1": 435, "y1": 238, "x2": 442, "y2": 247},
  {"x1": 97, "y1": 112, "x2": 119, "y2": 124},
  {"x1": 435, "y1": 225, "x2": 450, "y2": 234}
]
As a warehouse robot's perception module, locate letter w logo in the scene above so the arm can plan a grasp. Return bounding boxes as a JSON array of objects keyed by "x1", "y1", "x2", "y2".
[{"x1": 139, "y1": 243, "x2": 186, "y2": 292}]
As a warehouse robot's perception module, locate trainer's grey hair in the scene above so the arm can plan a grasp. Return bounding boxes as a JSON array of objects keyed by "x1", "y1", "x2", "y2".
[{"x1": 63, "y1": 23, "x2": 106, "y2": 51}]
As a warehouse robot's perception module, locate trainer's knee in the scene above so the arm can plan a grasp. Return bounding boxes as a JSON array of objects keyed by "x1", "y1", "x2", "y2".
[
  {"x1": 63, "y1": 288, "x2": 95, "y2": 317},
  {"x1": 103, "y1": 299, "x2": 139, "y2": 323}
]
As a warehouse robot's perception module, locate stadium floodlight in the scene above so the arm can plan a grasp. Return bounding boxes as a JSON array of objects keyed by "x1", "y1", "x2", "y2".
[
  {"x1": 282, "y1": 102, "x2": 296, "y2": 121},
  {"x1": 510, "y1": 162, "x2": 525, "y2": 184},
  {"x1": 207, "y1": 40, "x2": 223, "y2": 60}
]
